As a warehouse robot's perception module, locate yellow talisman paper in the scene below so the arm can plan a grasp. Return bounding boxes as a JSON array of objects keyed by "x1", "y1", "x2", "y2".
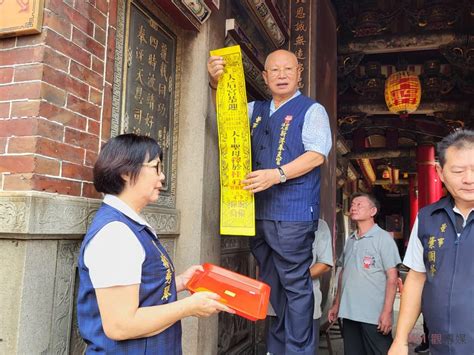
[{"x1": 210, "y1": 45, "x2": 255, "y2": 236}]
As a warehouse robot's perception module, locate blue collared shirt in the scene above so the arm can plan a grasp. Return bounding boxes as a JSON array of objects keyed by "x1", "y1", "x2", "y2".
[{"x1": 248, "y1": 90, "x2": 332, "y2": 158}]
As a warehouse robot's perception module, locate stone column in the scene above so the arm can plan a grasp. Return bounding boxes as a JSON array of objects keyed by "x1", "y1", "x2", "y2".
[{"x1": 173, "y1": 8, "x2": 227, "y2": 354}]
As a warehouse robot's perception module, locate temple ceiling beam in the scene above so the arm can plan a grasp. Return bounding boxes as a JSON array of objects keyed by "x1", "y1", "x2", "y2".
[
  {"x1": 339, "y1": 32, "x2": 457, "y2": 55},
  {"x1": 345, "y1": 149, "x2": 415, "y2": 160}
]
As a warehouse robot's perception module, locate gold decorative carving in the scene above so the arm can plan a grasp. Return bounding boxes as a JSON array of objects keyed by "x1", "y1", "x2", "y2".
[
  {"x1": 181, "y1": 0, "x2": 211, "y2": 23},
  {"x1": 246, "y1": 0, "x2": 287, "y2": 47}
]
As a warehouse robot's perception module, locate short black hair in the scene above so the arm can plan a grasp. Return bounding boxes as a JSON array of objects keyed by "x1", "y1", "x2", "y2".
[
  {"x1": 350, "y1": 192, "x2": 380, "y2": 216},
  {"x1": 93, "y1": 134, "x2": 162, "y2": 195},
  {"x1": 437, "y1": 129, "x2": 474, "y2": 167}
]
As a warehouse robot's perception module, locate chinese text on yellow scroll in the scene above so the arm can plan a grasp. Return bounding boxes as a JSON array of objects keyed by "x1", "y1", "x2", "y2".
[{"x1": 210, "y1": 45, "x2": 255, "y2": 236}]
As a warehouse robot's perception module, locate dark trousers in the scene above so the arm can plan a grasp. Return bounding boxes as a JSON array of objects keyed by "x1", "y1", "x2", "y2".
[
  {"x1": 342, "y1": 318, "x2": 393, "y2": 355},
  {"x1": 422, "y1": 319, "x2": 429, "y2": 344},
  {"x1": 251, "y1": 220, "x2": 316, "y2": 355},
  {"x1": 267, "y1": 317, "x2": 321, "y2": 354},
  {"x1": 313, "y1": 318, "x2": 320, "y2": 354}
]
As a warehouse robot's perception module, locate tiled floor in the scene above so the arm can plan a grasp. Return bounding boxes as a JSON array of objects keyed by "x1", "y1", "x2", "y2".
[{"x1": 318, "y1": 293, "x2": 428, "y2": 355}]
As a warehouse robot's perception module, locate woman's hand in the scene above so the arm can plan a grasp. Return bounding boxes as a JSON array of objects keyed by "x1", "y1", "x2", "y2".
[
  {"x1": 185, "y1": 291, "x2": 235, "y2": 318},
  {"x1": 176, "y1": 265, "x2": 203, "y2": 292},
  {"x1": 388, "y1": 339, "x2": 409, "y2": 355}
]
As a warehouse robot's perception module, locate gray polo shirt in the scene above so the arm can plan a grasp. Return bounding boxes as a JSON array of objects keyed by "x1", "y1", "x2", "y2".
[
  {"x1": 312, "y1": 219, "x2": 334, "y2": 319},
  {"x1": 337, "y1": 224, "x2": 401, "y2": 325}
]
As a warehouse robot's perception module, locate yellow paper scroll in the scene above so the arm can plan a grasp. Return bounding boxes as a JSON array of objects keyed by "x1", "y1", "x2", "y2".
[{"x1": 210, "y1": 45, "x2": 255, "y2": 236}]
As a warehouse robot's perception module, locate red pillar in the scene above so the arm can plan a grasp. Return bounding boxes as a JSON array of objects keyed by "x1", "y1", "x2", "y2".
[
  {"x1": 409, "y1": 174, "x2": 418, "y2": 230},
  {"x1": 416, "y1": 145, "x2": 444, "y2": 209},
  {"x1": 434, "y1": 170, "x2": 444, "y2": 201}
]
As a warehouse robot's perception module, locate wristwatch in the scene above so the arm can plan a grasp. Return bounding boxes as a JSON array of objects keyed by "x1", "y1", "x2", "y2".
[{"x1": 277, "y1": 167, "x2": 287, "y2": 183}]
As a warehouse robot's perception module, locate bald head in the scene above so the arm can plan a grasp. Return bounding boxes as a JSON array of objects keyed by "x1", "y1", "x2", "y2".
[{"x1": 264, "y1": 50, "x2": 298, "y2": 70}]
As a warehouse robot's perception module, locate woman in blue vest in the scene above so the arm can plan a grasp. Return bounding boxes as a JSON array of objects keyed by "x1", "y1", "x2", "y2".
[{"x1": 77, "y1": 134, "x2": 233, "y2": 354}]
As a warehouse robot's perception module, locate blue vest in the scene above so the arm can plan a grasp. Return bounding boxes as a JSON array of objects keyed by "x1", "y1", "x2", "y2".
[
  {"x1": 251, "y1": 94, "x2": 321, "y2": 221},
  {"x1": 418, "y1": 197, "x2": 474, "y2": 355},
  {"x1": 77, "y1": 203, "x2": 182, "y2": 354}
]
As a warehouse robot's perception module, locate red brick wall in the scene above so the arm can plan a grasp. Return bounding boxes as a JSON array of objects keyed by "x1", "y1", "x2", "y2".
[{"x1": 0, "y1": 0, "x2": 117, "y2": 198}]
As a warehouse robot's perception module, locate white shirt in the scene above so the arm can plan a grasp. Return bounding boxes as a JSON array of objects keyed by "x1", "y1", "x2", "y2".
[
  {"x1": 84, "y1": 194, "x2": 155, "y2": 288},
  {"x1": 403, "y1": 206, "x2": 474, "y2": 272}
]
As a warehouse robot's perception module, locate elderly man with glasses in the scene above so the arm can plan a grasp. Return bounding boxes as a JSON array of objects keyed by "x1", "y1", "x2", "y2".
[{"x1": 208, "y1": 49, "x2": 332, "y2": 355}]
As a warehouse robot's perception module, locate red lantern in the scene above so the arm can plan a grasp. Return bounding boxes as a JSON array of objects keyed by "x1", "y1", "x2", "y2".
[{"x1": 385, "y1": 71, "x2": 421, "y2": 118}]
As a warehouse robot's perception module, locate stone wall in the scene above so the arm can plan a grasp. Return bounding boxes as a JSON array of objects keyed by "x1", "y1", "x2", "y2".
[
  {"x1": 0, "y1": 191, "x2": 179, "y2": 353},
  {"x1": 0, "y1": 2, "x2": 117, "y2": 349}
]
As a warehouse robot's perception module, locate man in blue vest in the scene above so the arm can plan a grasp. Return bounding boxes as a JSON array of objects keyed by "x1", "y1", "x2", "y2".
[
  {"x1": 208, "y1": 50, "x2": 332, "y2": 354},
  {"x1": 389, "y1": 130, "x2": 474, "y2": 355}
]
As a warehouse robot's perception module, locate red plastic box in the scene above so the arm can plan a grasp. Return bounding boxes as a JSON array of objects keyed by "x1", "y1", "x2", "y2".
[{"x1": 186, "y1": 263, "x2": 270, "y2": 321}]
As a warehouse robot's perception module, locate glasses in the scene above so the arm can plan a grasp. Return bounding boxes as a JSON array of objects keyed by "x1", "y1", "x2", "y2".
[
  {"x1": 265, "y1": 67, "x2": 298, "y2": 78},
  {"x1": 143, "y1": 160, "x2": 163, "y2": 175}
]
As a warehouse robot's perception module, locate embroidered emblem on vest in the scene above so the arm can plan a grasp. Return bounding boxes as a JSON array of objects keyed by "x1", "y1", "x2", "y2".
[
  {"x1": 438, "y1": 237, "x2": 445, "y2": 248},
  {"x1": 428, "y1": 235, "x2": 437, "y2": 276},
  {"x1": 151, "y1": 238, "x2": 175, "y2": 301},
  {"x1": 275, "y1": 115, "x2": 292, "y2": 165},
  {"x1": 251, "y1": 116, "x2": 262, "y2": 136},
  {"x1": 427, "y1": 224, "x2": 447, "y2": 277},
  {"x1": 363, "y1": 255, "x2": 375, "y2": 269},
  {"x1": 161, "y1": 255, "x2": 173, "y2": 301},
  {"x1": 428, "y1": 236, "x2": 436, "y2": 249}
]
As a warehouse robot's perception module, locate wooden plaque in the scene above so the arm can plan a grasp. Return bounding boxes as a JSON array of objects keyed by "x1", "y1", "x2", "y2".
[
  {"x1": 0, "y1": 0, "x2": 44, "y2": 38},
  {"x1": 121, "y1": 1, "x2": 177, "y2": 192}
]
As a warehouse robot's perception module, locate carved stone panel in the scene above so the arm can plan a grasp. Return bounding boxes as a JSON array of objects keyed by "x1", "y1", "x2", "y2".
[
  {"x1": 0, "y1": 192, "x2": 179, "y2": 237},
  {"x1": 30, "y1": 197, "x2": 96, "y2": 236},
  {"x1": 70, "y1": 268, "x2": 87, "y2": 355},
  {"x1": 0, "y1": 199, "x2": 27, "y2": 233},
  {"x1": 48, "y1": 241, "x2": 83, "y2": 354},
  {"x1": 218, "y1": 237, "x2": 259, "y2": 354},
  {"x1": 142, "y1": 207, "x2": 180, "y2": 235},
  {"x1": 0, "y1": 193, "x2": 99, "y2": 237}
]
